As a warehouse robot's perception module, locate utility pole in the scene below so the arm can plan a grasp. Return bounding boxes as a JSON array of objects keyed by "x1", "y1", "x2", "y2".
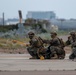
[
  {"x1": 17, "y1": 10, "x2": 25, "y2": 37},
  {"x1": 3, "y1": 12, "x2": 4, "y2": 26}
]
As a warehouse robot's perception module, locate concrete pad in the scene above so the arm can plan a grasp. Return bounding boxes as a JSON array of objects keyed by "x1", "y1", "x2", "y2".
[
  {"x1": 1, "y1": 71, "x2": 76, "y2": 75},
  {"x1": 0, "y1": 54, "x2": 69, "y2": 59},
  {"x1": 0, "y1": 54, "x2": 76, "y2": 71},
  {"x1": 0, "y1": 54, "x2": 30, "y2": 59}
]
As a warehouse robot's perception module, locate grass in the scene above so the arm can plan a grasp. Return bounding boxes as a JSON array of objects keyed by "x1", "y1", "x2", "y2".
[
  {"x1": 0, "y1": 37, "x2": 29, "y2": 49},
  {"x1": 0, "y1": 30, "x2": 70, "y2": 49},
  {"x1": 57, "y1": 30, "x2": 69, "y2": 35},
  {"x1": 37, "y1": 30, "x2": 69, "y2": 39}
]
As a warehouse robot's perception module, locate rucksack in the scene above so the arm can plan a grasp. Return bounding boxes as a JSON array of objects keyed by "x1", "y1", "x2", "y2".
[{"x1": 58, "y1": 38, "x2": 65, "y2": 48}]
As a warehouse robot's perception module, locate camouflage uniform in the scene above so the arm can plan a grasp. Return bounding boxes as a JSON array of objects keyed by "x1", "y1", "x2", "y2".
[
  {"x1": 27, "y1": 32, "x2": 45, "y2": 59},
  {"x1": 66, "y1": 31, "x2": 76, "y2": 59},
  {"x1": 47, "y1": 32, "x2": 65, "y2": 59}
]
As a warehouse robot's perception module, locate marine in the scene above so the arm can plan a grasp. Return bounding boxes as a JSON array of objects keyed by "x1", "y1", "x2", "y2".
[
  {"x1": 66, "y1": 31, "x2": 76, "y2": 59},
  {"x1": 27, "y1": 31, "x2": 46, "y2": 59},
  {"x1": 46, "y1": 32, "x2": 65, "y2": 59},
  {"x1": 27, "y1": 31, "x2": 65, "y2": 60}
]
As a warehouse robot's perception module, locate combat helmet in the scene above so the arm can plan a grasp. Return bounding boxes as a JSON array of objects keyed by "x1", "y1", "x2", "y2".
[
  {"x1": 50, "y1": 31, "x2": 57, "y2": 36},
  {"x1": 70, "y1": 31, "x2": 76, "y2": 35},
  {"x1": 28, "y1": 31, "x2": 35, "y2": 35}
]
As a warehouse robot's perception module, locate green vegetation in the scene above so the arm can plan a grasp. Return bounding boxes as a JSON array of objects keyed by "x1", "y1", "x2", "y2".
[
  {"x1": 0, "y1": 30, "x2": 69, "y2": 49},
  {"x1": 37, "y1": 30, "x2": 69, "y2": 40},
  {"x1": 57, "y1": 30, "x2": 69, "y2": 35},
  {"x1": 0, "y1": 25, "x2": 18, "y2": 32}
]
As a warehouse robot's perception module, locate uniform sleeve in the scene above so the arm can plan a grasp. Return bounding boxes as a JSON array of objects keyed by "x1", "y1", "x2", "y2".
[
  {"x1": 38, "y1": 37, "x2": 50, "y2": 44},
  {"x1": 65, "y1": 36, "x2": 71, "y2": 45}
]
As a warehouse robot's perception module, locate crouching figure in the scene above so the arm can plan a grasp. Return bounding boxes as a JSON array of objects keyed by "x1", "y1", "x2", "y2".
[
  {"x1": 27, "y1": 31, "x2": 46, "y2": 59},
  {"x1": 45, "y1": 32, "x2": 65, "y2": 59}
]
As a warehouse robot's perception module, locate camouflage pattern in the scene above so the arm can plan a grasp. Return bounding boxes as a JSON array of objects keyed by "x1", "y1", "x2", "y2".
[
  {"x1": 27, "y1": 32, "x2": 45, "y2": 59},
  {"x1": 66, "y1": 31, "x2": 76, "y2": 59},
  {"x1": 27, "y1": 31, "x2": 65, "y2": 59},
  {"x1": 47, "y1": 32, "x2": 65, "y2": 59},
  {"x1": 49, "y1": 37, "x2": 65, "y2": 59}
]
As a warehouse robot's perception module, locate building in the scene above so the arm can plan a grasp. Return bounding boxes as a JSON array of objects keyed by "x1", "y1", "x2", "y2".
[
  {"x1": 50, "y1": 19, "x2": 76, "y2": 30},
  {"x1": 26, "y1": 11, "x2": 56, "y2": 20},
  {"x1": 6, "y1": 18, "x2": 19, "y2": 25},
  {"x1": 6, "y1": 18, "x2": 25, "y2": 25}
]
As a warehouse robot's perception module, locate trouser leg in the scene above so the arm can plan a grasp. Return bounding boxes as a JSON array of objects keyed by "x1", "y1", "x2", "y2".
[
  {"x1": 69, "y1": 53, "x2": 75, "y2": 59},
  {"x1": 27, "y1": 47, "x2": 35, "y2": 57}
]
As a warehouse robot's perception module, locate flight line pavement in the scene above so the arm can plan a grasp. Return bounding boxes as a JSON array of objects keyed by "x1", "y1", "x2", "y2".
[{"x1": 0, "y1": 54, "x2": 76, "y2": 71}]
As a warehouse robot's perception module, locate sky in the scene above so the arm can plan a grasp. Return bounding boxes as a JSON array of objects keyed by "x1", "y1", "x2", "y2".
[{"x1": 0, "y1": 0, "x2": 76, "y2": 20}]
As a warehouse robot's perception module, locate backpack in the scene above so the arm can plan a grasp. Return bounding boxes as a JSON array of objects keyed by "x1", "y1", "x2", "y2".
[
  {"x1": 33, "y1": 36, "x2": 44, "y2": 47},
  {"x1": 58, "y1": 38, "x2": 65, "y2": 48},
  {"x1": 38, "y1": 37, "x2": 44, "y2": 46}
]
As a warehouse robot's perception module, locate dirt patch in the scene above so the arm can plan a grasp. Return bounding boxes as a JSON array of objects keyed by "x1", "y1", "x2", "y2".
[
  {"x1": 0, "y1": 48, "x2": 28, "y2": 54},
  {"x1": 0, "y1": 47, "x2": 72, "y2": 54},
  {"x1": 64, "y1": 46, "x2": 72, "y2": 54}
]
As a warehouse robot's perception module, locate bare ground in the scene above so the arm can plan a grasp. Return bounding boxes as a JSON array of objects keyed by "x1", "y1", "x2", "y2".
[
  {"x1": 0, "y1": 46, "x2": 71, "y2": 54},
  {"x1": 0, "y1": 48, "x2": 28, "y2": 54}
]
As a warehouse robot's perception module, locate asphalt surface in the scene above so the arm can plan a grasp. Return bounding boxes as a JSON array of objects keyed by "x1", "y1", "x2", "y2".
[
  {"x1": 0, "y1": 71, "x2": 76, "y2": 75},
  {"x1": 0, "y1": 54, "x2": 76, "y2": 71}
]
